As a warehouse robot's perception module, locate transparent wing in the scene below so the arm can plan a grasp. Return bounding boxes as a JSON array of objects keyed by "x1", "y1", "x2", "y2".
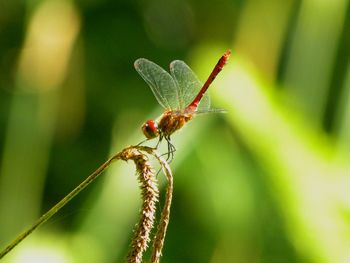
[
  {"x1": 195, "y1": 108, "x2": 226, "y2": 115},
  {"x1": 134, "y1": 58, "x2": 180, "y2": 110},
  {"x1": 170, "y1": 60, "x2": 211, "y2": 111},
  {"x1": 196, "y1": 88, "x2": 211, "y2": 112}
]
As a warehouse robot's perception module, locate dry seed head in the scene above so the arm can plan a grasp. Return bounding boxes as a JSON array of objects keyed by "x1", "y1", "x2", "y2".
[{"x1": 125, "y1": 149, "x2": 159, "y2": 263}]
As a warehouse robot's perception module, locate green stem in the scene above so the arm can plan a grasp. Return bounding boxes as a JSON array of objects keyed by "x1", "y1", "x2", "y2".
[{"x1": 0, "y1": 153, "x2": 120, "y2": 259}]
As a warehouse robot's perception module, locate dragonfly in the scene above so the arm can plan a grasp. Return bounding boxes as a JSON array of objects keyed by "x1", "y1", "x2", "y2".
[{"x1": 134, "y1": 50, "x2": 231, "y2": 158}]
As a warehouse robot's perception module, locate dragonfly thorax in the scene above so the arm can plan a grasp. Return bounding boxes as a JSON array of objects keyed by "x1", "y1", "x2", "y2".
[
  {"x1": 158, "y1": 111, "x2": 192, "y2": 137},
  {"x1": 142, "y1": 111, "x2": 193, "y2": 140}
]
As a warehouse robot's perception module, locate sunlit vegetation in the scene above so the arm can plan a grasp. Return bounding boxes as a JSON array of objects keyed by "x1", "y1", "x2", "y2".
[{"x1": 0, "y1": 0, "x2": 350, "y2": 262}]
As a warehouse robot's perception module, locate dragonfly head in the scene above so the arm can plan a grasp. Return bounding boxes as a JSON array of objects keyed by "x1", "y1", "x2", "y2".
[{"x1": 142, "y1": 120, "x2": 159, "y2": 139}]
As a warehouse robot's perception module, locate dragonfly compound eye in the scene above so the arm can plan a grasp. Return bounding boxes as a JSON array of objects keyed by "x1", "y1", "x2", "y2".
[{"x1": 142, "y1": 120, "x2": 159, "y2": 139}]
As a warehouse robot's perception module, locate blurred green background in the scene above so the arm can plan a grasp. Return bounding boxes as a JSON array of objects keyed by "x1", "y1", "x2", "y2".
[{"x1": 1, "y1": 0, "x2": 350, "y2": 262}]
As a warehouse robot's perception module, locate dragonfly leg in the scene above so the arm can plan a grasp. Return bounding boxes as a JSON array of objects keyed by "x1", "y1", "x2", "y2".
[
  {"x1": 152, "y1": 134, "x2": 176, "y2": 163},
  {"x1": 155, "y1": 134, "x2": 163, "y2": 149},
  {"x1": 169, "y1": 142, "x2": 176, "y2": 164},
  {"x1": 164, "y1": 136, "x2": 176, "y2": 163},
  {"x1": 136, "y1": 138, "x2": 150, "y2": 146}
]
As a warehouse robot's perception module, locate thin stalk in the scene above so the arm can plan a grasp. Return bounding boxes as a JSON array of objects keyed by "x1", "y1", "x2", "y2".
[
  {"x1": 138, "y1": 146, "x2": 173, "y2": 263},
  {"x1": 0, "y1": 149, "x2": 123, "y2": 259},
  {"x1": 0, "y1": 146, "x2": 174, "y2": 263}
]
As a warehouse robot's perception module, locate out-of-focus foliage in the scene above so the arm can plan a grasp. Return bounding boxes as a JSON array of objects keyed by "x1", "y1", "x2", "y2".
[{"x1": 1, "y1": 0, "x2": 350, "y2": 262}]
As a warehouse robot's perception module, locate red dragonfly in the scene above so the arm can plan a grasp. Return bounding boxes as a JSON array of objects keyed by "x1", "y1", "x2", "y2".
[{"x1": 134, "y1": 50, "x2": 231, "y2": 155}]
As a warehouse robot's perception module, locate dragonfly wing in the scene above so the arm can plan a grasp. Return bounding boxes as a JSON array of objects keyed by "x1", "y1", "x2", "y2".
[
  {"x1": 170, "y1": 60, "x2": 211, "y2": 111},
  {"x1": 195, "y1": 108, "x2": 226, "y2": 115},
  {"x1": 134, "y1": 58, "x2": 180, "y2": 110},
  {"x1": 196, "y1": 89, "x2": 210, "y2": 112}
]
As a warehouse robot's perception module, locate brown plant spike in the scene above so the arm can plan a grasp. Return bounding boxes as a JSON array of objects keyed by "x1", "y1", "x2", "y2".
[
  {"x1": 0, "y1": 146, "x2": 173, "y2": 263},
  {"x1": 125, "y1": 147, "x2": 159, "y2": 263},
  {"x1": 138, "y1": 147, "x2": 173, "y2": 263}
]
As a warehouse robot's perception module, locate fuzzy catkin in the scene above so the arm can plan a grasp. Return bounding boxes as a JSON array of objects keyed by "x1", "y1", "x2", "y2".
[{"x1": 125, "y1": 150, "x2": 159, "y2": 263}]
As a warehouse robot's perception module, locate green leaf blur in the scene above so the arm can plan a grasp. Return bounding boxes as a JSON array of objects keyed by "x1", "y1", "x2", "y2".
[{"x1": 0, "y1": 0, "x2": 350, "y2": 262}]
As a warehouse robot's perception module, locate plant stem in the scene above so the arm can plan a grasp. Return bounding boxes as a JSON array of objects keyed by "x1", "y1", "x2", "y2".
[
  {"x1": 0, "y1": 145, "x2": 173, "y2": 263},
  {"x1": 137, "y1": 146, "x2": 173, "y2": 263},
  {"x1": 150, "y1": 150, "x2": 173, "y2": 263},
  {"x1": 0, "y1": 152, "x2": 120, "y2": 259}
]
